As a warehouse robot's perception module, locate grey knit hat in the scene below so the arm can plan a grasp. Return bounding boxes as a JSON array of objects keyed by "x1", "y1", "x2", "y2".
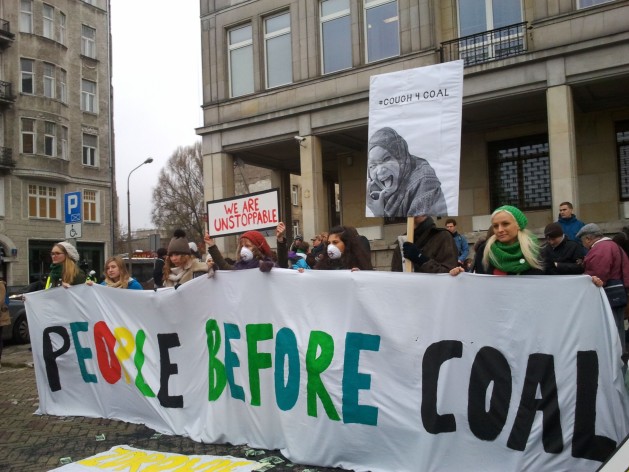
[
  {"x1": 576, "y1": 223, "x2": 602, "y2": 239},
  {"x1": 167, "y1": 229, "x2": 191, "y2": 255},
  {"x1": 56, "y1": 241, "x2": 79, "y2": 262}
]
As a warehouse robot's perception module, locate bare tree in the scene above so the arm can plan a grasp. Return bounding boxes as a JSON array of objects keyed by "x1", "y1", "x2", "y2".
[{"x1": 151, "y1": 142, "x2": 205, "y2": 243}]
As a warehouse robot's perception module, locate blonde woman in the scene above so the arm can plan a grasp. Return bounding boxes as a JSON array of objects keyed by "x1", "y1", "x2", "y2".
[
  {"x1": 46, "y1": 242, "x2": 86, "y2": 289},
  {"x1": 91, "y1": 256, "x2": 142, "y2": 290},
  {"x1": 450, "y1": 205, "x2": 543, "y2": 276}
]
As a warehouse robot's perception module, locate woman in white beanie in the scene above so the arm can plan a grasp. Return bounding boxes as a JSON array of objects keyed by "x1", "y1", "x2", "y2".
[{"x1": 46, "y1": 241, "x2": 86, "y2": 289}]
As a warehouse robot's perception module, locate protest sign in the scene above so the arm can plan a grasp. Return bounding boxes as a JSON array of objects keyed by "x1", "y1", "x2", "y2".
[
  {"x1": 28, "y1": 271, "x2": 629, "y2": 472},
  {"x1": 207, "y1": 189, "x2": 279, "y2": 237},
  {"x1": 366, "y1": 61, "x2": 463, "y2": 218}
]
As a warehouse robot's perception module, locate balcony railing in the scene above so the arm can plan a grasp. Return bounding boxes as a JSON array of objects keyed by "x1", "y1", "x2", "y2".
[
  {"x1": 0, "y1": 147, "x2": 14, "y2": 170},
  {"x1": 441, "y1": 22, "x2": 528, "y2": 66},
  {"x1": 0, "y1": 19, "x2": 15, "y2": 43},
  {"x1": 0, "y1": 81, "x2": 14, "y2": 104}
]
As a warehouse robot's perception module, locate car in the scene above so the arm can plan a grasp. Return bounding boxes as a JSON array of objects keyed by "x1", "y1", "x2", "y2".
[{"x1": 2, "y1": 295, "x2": 29, "y2": 344}]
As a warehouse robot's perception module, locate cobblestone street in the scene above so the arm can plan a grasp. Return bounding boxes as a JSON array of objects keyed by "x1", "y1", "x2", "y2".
[{"x1": 0, "y1": 344, "x2": 348, "y2": 472}]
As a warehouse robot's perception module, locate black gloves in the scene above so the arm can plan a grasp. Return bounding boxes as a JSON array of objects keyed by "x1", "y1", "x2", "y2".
[{"x1": 402, "y1": 242, "x2": 429, "y2": 267}]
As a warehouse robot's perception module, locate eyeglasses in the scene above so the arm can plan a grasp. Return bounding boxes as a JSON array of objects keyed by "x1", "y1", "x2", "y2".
[{"x1": 50, "y1": 252, "x2": 64, "y2": 256}]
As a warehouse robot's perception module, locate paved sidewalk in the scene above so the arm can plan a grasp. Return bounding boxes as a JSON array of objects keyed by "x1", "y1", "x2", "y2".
[{"x1": 0, "y1": 343, "x2": 348, "y2": 472}]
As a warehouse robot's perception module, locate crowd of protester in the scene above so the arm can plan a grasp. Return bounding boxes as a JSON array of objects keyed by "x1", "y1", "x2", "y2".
[{"x1": 25, "y1": 197, "x2": 629, "y2": 369}]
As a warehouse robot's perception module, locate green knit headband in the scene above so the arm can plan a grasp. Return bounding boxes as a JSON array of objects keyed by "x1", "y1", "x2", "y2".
[{"x1": 493, "y1": 205, "x2": 527, "y2": 230}]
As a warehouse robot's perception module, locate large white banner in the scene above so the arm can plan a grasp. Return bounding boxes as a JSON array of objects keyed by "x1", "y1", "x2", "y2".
[
  {"x1": 27, "y1": 271, "x2": 629, "y2": 472},
  {"x1": 366, "y1": 61, "x2": 463, "y2": 218}
]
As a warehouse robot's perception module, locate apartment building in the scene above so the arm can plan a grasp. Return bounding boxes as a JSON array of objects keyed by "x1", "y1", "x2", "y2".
[
  {"x1": 0, "y1": 0, "x2": 114, "y2": 285},
  {"x1": 197, "y1": 0, "x2": 629, "y2": 265}
]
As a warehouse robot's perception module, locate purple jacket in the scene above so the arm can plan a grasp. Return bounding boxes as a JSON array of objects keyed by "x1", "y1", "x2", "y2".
[{"x1": 583, "y1": 238, "x2": 629, "y2": 286}]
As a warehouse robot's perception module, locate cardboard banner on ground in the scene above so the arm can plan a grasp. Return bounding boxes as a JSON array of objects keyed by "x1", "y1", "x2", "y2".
[
  {"x1": 366, "y1": 61, "x2": 463, "y2": 218},
  {"x1": 27, "y1": 271, "x2": 629, "y2": 472},
  {"x1": 207, "y1": 188, "x2": 279, "y2": 237},
  {"x1": 50, "y1": 445, "x2": 261, "y2": 471}
]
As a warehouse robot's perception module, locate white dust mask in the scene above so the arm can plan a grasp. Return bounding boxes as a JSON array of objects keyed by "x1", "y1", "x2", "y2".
[
  {"x1": 327, "y1": 244, "x2": 342, "y2": 260},
  {"x1": 240, "y1": 247, "x2": 254, "y2": 262}
]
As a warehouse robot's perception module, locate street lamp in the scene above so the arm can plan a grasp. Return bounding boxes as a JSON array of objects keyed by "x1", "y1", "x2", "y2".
[{"x1": 127, "y1": 157, "x2": 153, "y2": 275}]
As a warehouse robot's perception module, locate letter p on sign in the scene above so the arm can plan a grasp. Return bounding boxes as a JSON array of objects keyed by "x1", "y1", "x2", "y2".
[{"x1": 64, "y1": 191, "x2": 82, "y2": 224}]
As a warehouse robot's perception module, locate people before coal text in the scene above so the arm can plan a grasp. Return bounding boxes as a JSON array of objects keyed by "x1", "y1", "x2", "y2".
[
  {"x1": 450, "y1": 205, "x2": 543, "y2": 276},
  {"x1": 46, "y1": 241, "x2": 87, "y2": 289},
  {"x1": 312, "y1": 225, "x2": 373, "y2": 272},
  {"x1": 87, "y1": 256, "x2": 143, "y2": 290},
  {"x1": 204, "y1": 229, "x2": 278, "y2": 272},
  {"x1": 163, "y1": 229, "x2": 209, "y2": 287}
]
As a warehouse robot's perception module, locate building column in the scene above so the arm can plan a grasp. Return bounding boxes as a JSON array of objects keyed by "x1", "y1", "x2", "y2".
[
  {"x1": 270, "y1": 169, "x2": 293, "y2": 239},
  {"x1": 300, "y1": 135, "x2": 327, "y2": 239},
  {"x1": 547, "y1": 85, "x2": 579, "y2": 211},
  {"x1": 203, "y1": 148, "x2": 236, "y2": 255}
]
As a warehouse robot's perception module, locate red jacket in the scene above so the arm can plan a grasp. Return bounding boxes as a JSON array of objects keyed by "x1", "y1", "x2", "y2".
[{"x1": 583, "y1": 238, "x2": 629, "y2": 286}]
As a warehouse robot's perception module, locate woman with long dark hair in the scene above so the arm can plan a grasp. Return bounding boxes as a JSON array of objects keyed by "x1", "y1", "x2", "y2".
[{"x1": 313, "y1": 225, "x2": 373, "y2": 271}]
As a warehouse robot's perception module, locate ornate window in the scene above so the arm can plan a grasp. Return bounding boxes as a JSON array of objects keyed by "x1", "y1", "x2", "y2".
[
  {"x1": 28, "y1": 184, "x2": 58, "y2": 219},
  {"x1": 83, "y1": 189, "x2": 99, "y2": 222},
  {"x1": 488, "y1": 135, "x2": 551, "y2": 210},
  {"x1": 616, "y1": 121, "x2": 629, "y2": 200}
]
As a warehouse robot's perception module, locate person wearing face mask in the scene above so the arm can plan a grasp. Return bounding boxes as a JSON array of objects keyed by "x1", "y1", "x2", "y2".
[
  {"x1": 205, "y1": 227, "x2": 279, "y2": 272},
  {"x1": 163, "y1": 229, "x2": 210, "y2": 288},
  {"x1": 313, "y1": 225, "x2": 373, "y2": 271}
]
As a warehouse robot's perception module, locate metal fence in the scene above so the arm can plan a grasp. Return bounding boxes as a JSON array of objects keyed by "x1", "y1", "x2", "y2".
[{"x1": 441, "y1": 22, "x2": 528, "y2": 66}]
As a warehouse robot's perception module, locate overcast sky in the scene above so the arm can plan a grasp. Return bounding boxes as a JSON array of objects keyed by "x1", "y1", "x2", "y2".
[{"x1": 110, "y1": 0, "x2": 202, "y2": 230}]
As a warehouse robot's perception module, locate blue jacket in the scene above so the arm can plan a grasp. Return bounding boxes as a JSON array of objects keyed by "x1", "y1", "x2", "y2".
[
  {"x1": 290, "y1": 258, "x2": 311, "y2": 270},
  {"x1": 452, "y1": 232, "x2": 469, "y2": 262},
  {"x1": 100, "y1": 277, "x2": 143, "y2": 290},
  {"x1": 558, "y1": 215, "x2": 585, "y2": 242}
]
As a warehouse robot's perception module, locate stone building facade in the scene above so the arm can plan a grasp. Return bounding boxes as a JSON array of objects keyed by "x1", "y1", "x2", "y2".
[
  {"x1": 0, "y1": 0, "x2": 114, "y2": 285},
  {"x1": 197, "y1": 0, "x2": 629, "y2": 267}
]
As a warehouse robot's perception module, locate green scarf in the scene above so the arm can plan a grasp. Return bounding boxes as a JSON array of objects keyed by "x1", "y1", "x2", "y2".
[
  {"x1": 489, "y1": 241, "x2": 531, "y2": 274},
  {"x1": 49, "y1": 263, "x2": 63, "y2": 282}
]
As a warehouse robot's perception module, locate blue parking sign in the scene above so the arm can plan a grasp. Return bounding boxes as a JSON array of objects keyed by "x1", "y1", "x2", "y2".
[{"x1": 64, "y1": 192, "x2": 82, "y2": 224}]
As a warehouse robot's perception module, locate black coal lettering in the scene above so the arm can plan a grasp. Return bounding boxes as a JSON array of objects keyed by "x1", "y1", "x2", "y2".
[
  {"x1": 43, "y1": 326, "x2": 71, "y2": 392},
  {"x1": 572, "y1": 351, "x2": 615, "y2": 462},
  {"x1": 157, "y1": 333, "x2": 184, "y2": 408},
  {"x1": 422, "y1": 340, "x2": 462, "y2": 434},
  {"x1": 468, "y1": 347, "x2": 511, "y2": 441},
  {"x1": 507, "y1": 354, "x2": 563, "y2": 453}
]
